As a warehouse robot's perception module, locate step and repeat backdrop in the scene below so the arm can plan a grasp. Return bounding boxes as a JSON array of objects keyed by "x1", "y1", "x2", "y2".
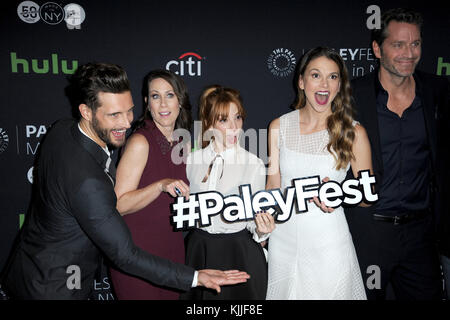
[{"x1": 0, "y1": 0, "x2": 449, "y2": 299}]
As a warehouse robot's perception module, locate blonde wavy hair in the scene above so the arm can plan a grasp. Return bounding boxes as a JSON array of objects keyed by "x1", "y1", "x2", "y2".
[{"x1": 292, "y1": 47, "x2": 356, "y2": 170}]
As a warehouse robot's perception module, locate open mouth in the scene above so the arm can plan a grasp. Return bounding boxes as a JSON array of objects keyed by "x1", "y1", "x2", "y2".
[
  {"x1": 159, "y1": 111, "x2": 171, "y2": 117},
  {"x1": 226, "y1": 135, "x2": 238, "y2": 145},
  {"x1": 111, "y1": 129, "x2": 126, "y2": 139},
  {"x1": 315, "y1": 91, "x2": 329, "y2": 105}
]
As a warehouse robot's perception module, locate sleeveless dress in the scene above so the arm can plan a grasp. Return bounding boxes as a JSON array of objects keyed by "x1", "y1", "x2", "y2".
[
  {"x1": 266, "y1": 110, "x2": 367, "y2": 300},
  {"x1": 109, "y1": 119, "x2": 187, "y2": 300}
]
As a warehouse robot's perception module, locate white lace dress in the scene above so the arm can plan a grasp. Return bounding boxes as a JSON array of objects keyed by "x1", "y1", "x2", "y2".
[{"x1": 266, "y1": 110, "x2": 367, "y2": 300}]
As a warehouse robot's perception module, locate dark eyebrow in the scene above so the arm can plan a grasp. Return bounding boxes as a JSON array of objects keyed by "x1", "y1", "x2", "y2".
[
  {"x1": 309, "y1": 69, "x2": 339, "y2": 75},
  {"x1": 107, "y1": 106, "x2": 134, "y2": 116},
  {"x1": 150, "y1": 89, "x2": 174, "y2": 93}
]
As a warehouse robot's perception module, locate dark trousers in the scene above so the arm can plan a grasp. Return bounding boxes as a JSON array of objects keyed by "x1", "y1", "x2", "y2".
[{"x1": 346, "y1": 209, "x2": 443, "y2": 300}]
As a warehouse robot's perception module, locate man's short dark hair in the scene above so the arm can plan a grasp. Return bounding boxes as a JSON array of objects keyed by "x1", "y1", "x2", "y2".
[
  {"x1": 371, "y1": 8, "x2": 423, "y2": 47},
  {"x1": 66, "y1": 62, "x2": 131, "y2": 117}
]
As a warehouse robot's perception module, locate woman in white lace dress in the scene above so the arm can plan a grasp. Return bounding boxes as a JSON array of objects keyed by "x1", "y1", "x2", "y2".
[{"x1": 266, "y1": 47, "x2": 373, "y2": 300}]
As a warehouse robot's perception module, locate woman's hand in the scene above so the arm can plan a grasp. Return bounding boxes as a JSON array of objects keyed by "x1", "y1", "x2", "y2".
[
  {"x1": 159, "y1": 178, "x2": 190, "y2": 199},
  {"x1": 309, "y1": 177, "x2": 335, "y2": 213},
  {"x1": 310, "y1": 196, "x2": 335, "y2": 213},
  {"x1": 255, "y1": 211, "x2": 275, "y2": 237}
]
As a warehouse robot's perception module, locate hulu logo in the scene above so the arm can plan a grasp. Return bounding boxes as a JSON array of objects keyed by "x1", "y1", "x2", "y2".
[
  {"x1": 437, "y1": 57, "x2": 450, "y2": 76},
  {"x1": 10, "y1": 52, "x2": 78, "y2": 74}
]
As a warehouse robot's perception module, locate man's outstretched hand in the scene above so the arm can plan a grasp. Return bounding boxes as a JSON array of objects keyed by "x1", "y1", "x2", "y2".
[{"x1": 197, "y1": 269, "x2": 250, "y2": 294}]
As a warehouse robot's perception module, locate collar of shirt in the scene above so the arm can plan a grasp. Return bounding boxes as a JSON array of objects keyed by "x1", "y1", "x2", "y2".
[
  {"x1": 204, "y1": 141, "x2": 239, "y2": 190},
  {"x1": 375, "y1": 71, "x2": 422, "y2": 115},
  {"x1": 206, "y1": 140, "x2": 238, "y2": 161},
  {"x1": 374, "y1": 68, "x2": 420, "y2": 99},
  {"x1": 78, "y1": 123, "x2": 111, "y2": 157}
]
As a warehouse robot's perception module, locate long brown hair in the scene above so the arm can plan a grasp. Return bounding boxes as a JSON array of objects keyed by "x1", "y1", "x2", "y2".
[
  {"x1": 198, "y1": 85, "x2": 246, "y2": 148},
  {"x1": 134, "y1": 69, "x2": 192, "y2": 132},
  {"x1": 292, "y1": 47, "x2": 355, "y2": 170}
]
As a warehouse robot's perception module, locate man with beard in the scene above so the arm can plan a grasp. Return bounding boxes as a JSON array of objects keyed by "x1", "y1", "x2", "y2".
[
  {"x1": 0, "y1": 62, "x2": 249, "y2": 299},
  {"x1": 345, "y1": 8, "x2": 449, "y2": 300}
]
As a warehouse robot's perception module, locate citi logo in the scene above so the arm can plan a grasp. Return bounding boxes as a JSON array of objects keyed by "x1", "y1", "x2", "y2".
[
  {"x1": 166, "y1": 52, "x2": 203, "y2": 76},
  {"x1": 11, "y1": 52, "x2": 78, "y2": 74}
]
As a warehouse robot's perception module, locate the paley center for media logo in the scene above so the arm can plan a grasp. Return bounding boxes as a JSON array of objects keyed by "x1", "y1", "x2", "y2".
[{"x1": 267, "y1": 48, "x2": 296, "y2": 78}]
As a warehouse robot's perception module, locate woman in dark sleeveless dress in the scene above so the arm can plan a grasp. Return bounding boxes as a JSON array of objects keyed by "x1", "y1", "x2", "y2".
[{"x1": 109, "y1": 70, "x2": 192, "y2": 299}]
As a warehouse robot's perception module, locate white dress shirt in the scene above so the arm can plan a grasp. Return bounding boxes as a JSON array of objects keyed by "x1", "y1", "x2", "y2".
[
  {"x1": 187, "y1": 142, "x2": 269, "y2": 243},
  {"x1": 78, "y1": 123, "x2": 110, "y2": 156}
]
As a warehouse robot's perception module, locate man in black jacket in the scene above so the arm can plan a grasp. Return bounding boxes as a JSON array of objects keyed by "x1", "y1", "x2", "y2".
[
  {"x1": 346, "y1": 8, "x2": 449, "y2": 300},
  {"x1": 0, "y1": 62, "x2": 249, "y2": 299}
]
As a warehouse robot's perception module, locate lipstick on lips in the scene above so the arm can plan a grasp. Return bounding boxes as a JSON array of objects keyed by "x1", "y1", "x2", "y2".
[
  {"x1": 225, "y1": 130, "x2": 239, "y2": 145},
  {"x1": 315, "y1": 91, "x2": 329, "y2": 105},
  {"x1": 227, "y1": 135, "x2": 238, "y2": 145}
]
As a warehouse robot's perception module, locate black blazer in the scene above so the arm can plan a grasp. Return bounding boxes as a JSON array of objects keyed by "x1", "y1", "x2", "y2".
[
  {"x1": 346, "y1": 69, "x2": 450, "y2": 256},
  {"x1": 2, "y1": 119, "x2": 195, "y2": 299}
]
